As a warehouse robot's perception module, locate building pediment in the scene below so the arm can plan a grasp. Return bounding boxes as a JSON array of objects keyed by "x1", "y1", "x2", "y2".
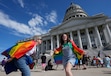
[
  {"x1": 50, "y1": 18, "x2": 91, "y2": 32},
  {"x1": 59, "y1": 19, "x2": 89, "y2": 30},
  {"x1": 50, "y1": 14, "x2": 108, "y2": 34}
]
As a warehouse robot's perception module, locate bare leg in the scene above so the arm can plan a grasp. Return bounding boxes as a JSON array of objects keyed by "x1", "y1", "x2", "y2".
[
  {"x1": 56, "y1": 64, "x2": 58, "y2": 70},
  {"x1": 82, "y1": 64, "x2": 87, "y2": 70},
  {"x1": 64, "y1": 62, "x2": 73, "y2": 76}
]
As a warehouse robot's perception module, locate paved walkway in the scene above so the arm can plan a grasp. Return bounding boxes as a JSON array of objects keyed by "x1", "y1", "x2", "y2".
[{"x1": 0, "y1": 65, "x2": 111, "y2": 76}]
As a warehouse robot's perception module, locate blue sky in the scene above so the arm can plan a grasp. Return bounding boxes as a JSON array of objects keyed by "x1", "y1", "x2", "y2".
[{"x1": 0, "y1": 0, "x2": 111, "y2": 60}]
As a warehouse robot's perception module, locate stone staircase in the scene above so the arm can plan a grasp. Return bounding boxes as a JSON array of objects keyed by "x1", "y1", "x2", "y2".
[
  {"x1": 85, "y1": 48, "x2": 111, "y2": 58},
  {"x1": 85, "y1": 49, "x2": 99, "y2": 57},
  {"x1": 102, "y1": 50, "x2": 111, "y2": 56},
  {"x1": 104, "y1": 42, "x2": 111, "y2": 50}
]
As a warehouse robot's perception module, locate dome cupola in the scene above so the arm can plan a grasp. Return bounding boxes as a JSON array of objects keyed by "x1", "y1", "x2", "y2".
[{"x1": 63, "y1": 2, "x2": 88, "y2": 22}]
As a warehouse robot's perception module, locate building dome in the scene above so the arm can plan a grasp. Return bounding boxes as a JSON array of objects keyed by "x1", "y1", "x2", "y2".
[{"x1": 63, "y1": 2, "x2": 88, "y2": 22}]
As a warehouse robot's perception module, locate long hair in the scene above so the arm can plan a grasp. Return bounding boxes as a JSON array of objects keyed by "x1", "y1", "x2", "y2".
[{"x1": 60, "y1": 33, "x2": 70, "y2": 45}]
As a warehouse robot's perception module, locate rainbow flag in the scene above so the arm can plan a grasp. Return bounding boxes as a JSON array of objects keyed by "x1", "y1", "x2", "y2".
[
  {"x1": 53, "y1": 50, "x2": 63, "y2": 64},
  {"x1": 53, "y1": 40, "x2": 84, "y2": 64},
  {"x1": 1, "y1": 40, "x2": 37, "y2": 59}
]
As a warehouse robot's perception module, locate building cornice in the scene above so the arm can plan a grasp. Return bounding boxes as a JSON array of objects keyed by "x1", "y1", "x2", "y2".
[{"x1": 50, "y1": 13, "x2": 108, "y2": 33}]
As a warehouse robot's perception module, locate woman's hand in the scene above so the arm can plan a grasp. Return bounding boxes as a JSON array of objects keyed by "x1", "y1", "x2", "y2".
[{"x1": 7, "y1": 58, "x2": 14, "y2": 62}]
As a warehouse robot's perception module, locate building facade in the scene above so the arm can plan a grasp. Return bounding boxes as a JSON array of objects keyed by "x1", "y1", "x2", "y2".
[{"x1": 38, "y1": 3, "x2": 111, "y2": 54}]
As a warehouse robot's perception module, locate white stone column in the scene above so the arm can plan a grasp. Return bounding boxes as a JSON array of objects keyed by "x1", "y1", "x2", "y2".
[
  {"x1": 36, "y1": 45, "x2": 39, "y2": 59},
  {"x1": 85, "y1": 28, "x2": 92, "y2": 48},
  {"x1": 46, "y1": 40, "x2": 48, "y2": 50},
  {"x1": 41, "y1": 41, "x2": 44, "y2": 54},
  {"x1": 106, "y1": 24, "x2": 111, "y2": 39},
  {"x1": 70, "y1": 31, "x2": 73, "y2": 40},
  {"x1": 95, "y1": 26, "x2": 103, "y2": 47},
  {"x1": 53, "y1": 36, "x2": 56, "y2": 49},
  {"x1": 77, "y1": 30, "x2": 83, "y2": 49},
  {"x1": 51, "y1": 35, "x2": 53, "y2": 50},
  {"x1": 56, "y1": 35, "x2": 59, "y2": 48}
]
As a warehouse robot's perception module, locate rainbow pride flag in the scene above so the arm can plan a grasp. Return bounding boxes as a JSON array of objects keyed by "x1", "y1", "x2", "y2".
[
  {"x1": 53, "y1": 40, "x2": 84, "y2": 64},
  {"x1": 1, "y1": 40, "x2": 36, "y2": 59},
  {"x1": 53, "y1": 50, "x2": 63, "y2": 64}
]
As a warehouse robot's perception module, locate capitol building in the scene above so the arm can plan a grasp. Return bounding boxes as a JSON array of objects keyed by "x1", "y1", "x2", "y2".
[{"x1": 21, "y1": 3, "x2": 111, "y2": 56}]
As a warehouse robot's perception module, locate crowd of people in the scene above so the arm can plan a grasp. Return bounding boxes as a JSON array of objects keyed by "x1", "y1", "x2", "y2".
[
  {"x1": 1, "y1": 53, "x2": 111, "y2": 71},
  {"x1": 0, "y1": 33, "x2": 111, "y2": 76},
  {"x1": 0, "y1": 51, "x2": 111, "y2": 76},
  {"x1": 74, "y1": 54, "x2": 111, "y2": 69}
]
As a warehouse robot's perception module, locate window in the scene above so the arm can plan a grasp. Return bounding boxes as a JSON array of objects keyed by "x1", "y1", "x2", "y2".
[
  {"x1": 89, "y1": 30, "x2": 93, "y2": 34},
  {"x1": 74, "y1": 33, "x2": 77, "y2": 36},
  {"x1": 73, "y1": 15, "x2": 75, "y2": 17},
  {"x1": 80, "y1": 15, "x2": 82, "y2": 17},
  {"x1": 81, "y1": 32, "x2": 85, "y2": 36},
  {"x1": 76, "y1": 15, "x2": 79, "y2": 17}
]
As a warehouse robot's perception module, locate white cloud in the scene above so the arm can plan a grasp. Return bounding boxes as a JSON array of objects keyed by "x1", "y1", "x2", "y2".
[
  {"x1": 30, "y1": 27, "x2": 47, "y2": 35},
  {"x1": 0, "y1": 11, "x2": 47, "y2": 36},
  {"x1": 40, "y1": 2, "x2": 48, "y2": 9},
  {"x1": 28, "y1": 14, "x2": 46, "y2": 27},
  {"x1": 46, "y1": 11, "x2": 57, "y2": 24},
  {"x1": 27, "y1": 11, "x2": 58, "y2": 26},
  {"x1": 0, "y1": 11, "x2": 31, "y2": 35},
  {"x1": 0, "y1": 10, "x2": 58, "y2": 37},
  {"x1": 0, "y1": 55, "x2": 6, "y2": 62},
  {"x1": 18, "y1": 0, "x2": 24, "y2": 8},
  {"x1": 28, "y1": 14, "x2": 48, "y2": 35},
  {"x1": 0, "y1": 47, "x2": 6, "y2": 60},
  {"x1": 0, "y1": 2, "x2": 10, "y2": 9}
]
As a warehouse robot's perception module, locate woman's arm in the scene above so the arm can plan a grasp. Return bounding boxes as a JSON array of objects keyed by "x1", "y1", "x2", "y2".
[{"x1": 54, "y1": 46, "x2": 62, "y2": 54}]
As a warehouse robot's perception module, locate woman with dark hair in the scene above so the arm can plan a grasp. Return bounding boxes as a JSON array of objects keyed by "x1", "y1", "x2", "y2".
[
  {"x1": 61, "y1": 33, "x2": 76, "y2": 76},
  {"x1": 54, "y1": 33, "x2": 84, "y2": 76}
]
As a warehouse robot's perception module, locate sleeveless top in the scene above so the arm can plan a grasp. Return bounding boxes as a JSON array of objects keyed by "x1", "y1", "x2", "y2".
[{"x1": 62, "y1": 42, "x2": 76, "y2": 61}]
